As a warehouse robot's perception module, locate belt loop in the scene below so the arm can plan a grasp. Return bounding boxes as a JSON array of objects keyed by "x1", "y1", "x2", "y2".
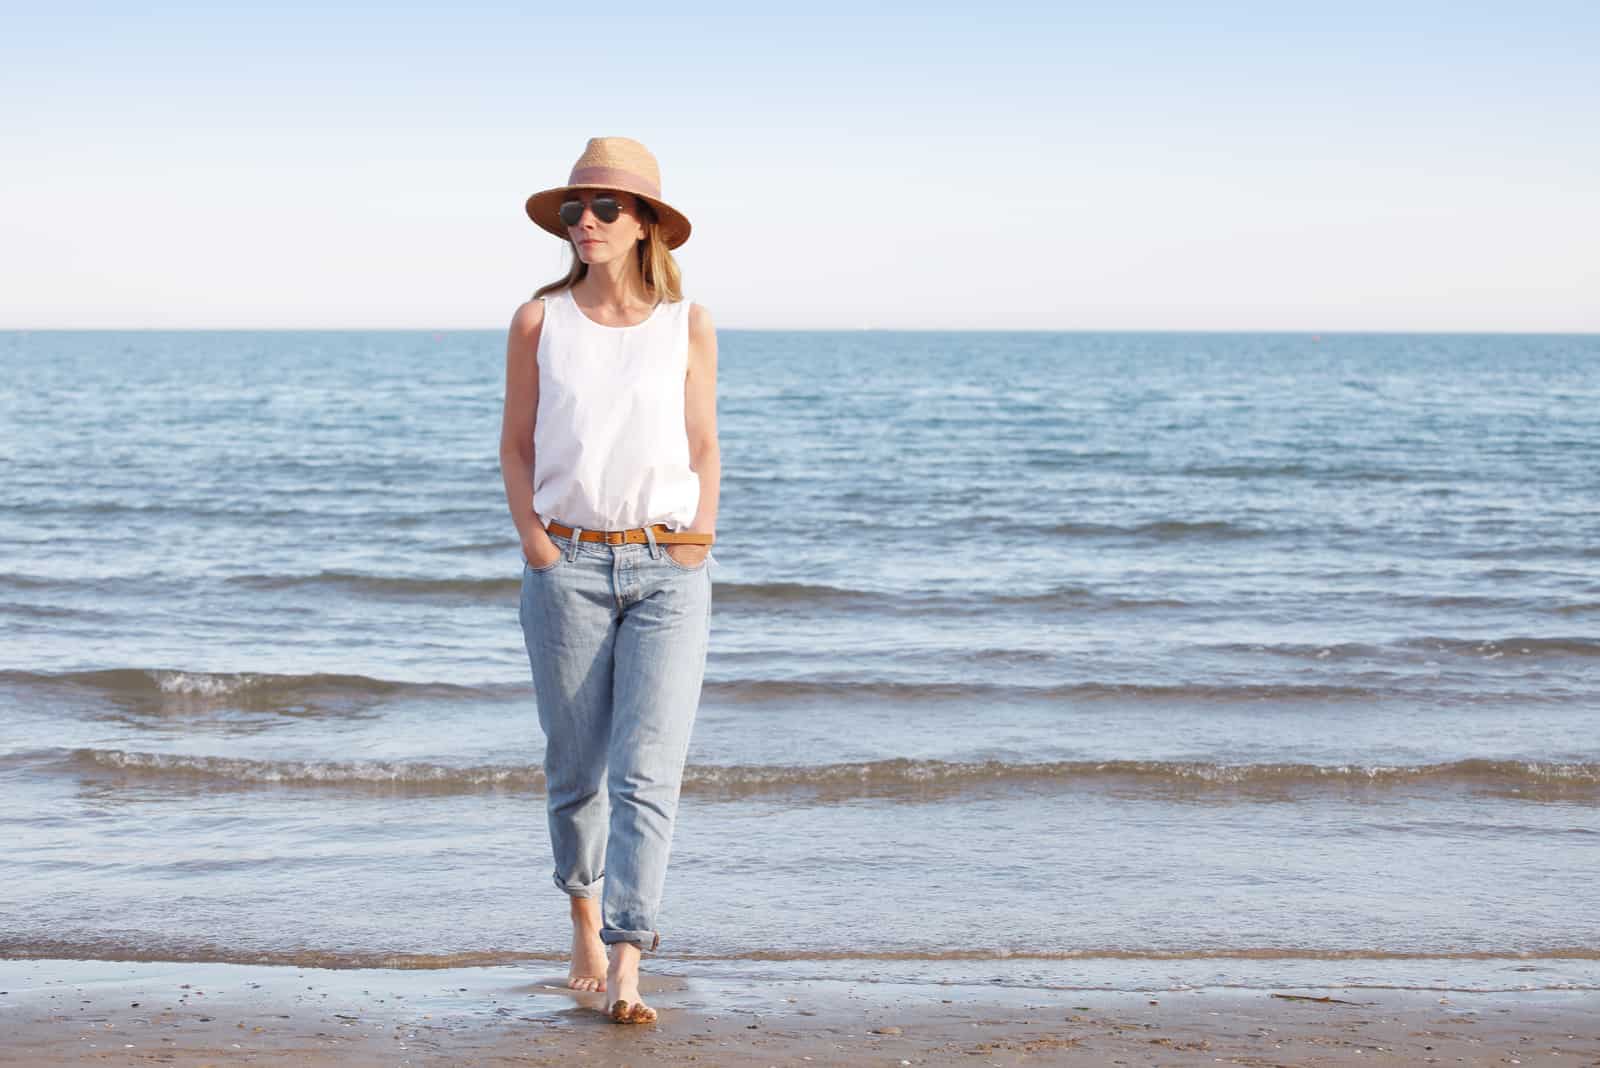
[
  {"x1": 565, "y1": 526, "x2": 584, "y2": 562},
  {"x1": 642, "y1": 523, "x2": 661, "y2": 560}
]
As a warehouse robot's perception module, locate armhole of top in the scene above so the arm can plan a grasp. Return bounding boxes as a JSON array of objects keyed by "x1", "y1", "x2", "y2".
[{"x1": 529, "y1": 296, "x2": 549, "y2": 364}]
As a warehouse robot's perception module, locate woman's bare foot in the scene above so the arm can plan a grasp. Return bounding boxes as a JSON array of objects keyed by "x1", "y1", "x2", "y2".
[
  {"x1": 605, "y1": 941, "x2": 657, "y2": 1024},
  {"x1": 566, "y1": 899, "x2": 607, "y2": 992}
]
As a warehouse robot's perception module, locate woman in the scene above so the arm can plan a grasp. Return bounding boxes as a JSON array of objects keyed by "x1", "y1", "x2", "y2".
[{"x1": 498, "y1": 136, "x2": 719, "y2": 1025}]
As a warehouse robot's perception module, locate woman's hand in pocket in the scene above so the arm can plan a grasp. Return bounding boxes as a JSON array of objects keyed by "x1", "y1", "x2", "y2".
[
  {"x1": 523, "y1": 530, "x2": 563, "y2": 570},
  {"x1": 665, "y1": 543, "x2": 710, "y2": 569}
]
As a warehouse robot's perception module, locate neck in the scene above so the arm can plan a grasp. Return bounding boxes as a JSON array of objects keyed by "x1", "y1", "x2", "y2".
[{"x1": 577, "y1": 255, "x2": 651, "y2": 308}]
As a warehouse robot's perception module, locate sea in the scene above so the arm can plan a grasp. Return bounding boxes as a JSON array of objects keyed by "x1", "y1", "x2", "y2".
[{"x1": 1, "y1": 328, "x2": 1597, "y2": 995}]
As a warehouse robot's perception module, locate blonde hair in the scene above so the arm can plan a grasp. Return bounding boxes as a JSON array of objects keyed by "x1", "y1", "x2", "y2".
[{"x1": 531, "y1": 194, "x2": 684, "y2": 305}]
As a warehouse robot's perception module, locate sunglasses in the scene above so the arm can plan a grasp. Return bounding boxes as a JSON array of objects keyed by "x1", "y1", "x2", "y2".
[{"x1": 559, "y1": 194, "x2": 623, "y2": 227}]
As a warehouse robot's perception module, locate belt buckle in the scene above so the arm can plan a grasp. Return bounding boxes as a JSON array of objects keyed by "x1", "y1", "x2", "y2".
[{"x1": 603, "y1": 529, "x2": 625, "y2": 545}]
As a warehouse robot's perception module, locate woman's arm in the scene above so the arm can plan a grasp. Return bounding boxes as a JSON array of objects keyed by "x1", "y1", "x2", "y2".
[
  {"x1": 499, "y1": 299, "x2": 559, "y2": 566},
  {"x1": 670, "y1": 302, "x2": 721, "y2": 564}
]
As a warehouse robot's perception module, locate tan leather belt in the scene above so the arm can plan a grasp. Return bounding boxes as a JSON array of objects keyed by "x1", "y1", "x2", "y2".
[{"x1": 545, "y1": 520, "x2": 715, "y2": 546}]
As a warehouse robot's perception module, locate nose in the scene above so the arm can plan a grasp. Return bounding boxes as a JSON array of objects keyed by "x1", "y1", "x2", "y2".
[{"x1": 566, "y1": 198, "x2": 601, "y2": 231}]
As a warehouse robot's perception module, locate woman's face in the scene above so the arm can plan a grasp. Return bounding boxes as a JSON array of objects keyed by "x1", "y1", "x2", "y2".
[{"x1": 563, "y1": 188, "x2": 648, "y2": 265}]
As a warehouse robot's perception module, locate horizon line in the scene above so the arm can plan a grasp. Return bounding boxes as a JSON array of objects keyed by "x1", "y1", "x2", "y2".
[{"x1": 3, "y1": 326, "x2": 1598, "y2": 337}]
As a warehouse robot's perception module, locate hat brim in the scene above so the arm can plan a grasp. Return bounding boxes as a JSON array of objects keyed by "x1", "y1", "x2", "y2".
[{"x1": 525, "y1": 184, "x2": 691, "y2": 250}]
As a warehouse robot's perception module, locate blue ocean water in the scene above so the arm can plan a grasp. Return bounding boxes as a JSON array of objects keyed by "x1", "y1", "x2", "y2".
[{"x1": 1, "y1": 328, "x2": 1596, "y2": 991}]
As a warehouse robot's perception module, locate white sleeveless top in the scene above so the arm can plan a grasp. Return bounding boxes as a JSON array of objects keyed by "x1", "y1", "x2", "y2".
[{"x1": 531, "y1": 286, "x2": 700, "y2": 532}]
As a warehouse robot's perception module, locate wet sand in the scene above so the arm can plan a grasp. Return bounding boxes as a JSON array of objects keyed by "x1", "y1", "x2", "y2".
[{"x1": 1, "y1": 958, "x2": 1596, "y2": 1065}]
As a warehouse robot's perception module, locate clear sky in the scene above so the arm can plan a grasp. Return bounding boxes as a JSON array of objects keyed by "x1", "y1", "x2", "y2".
[{"x1": 3, "y1": 1, "x2": 1597, "y2": 330}]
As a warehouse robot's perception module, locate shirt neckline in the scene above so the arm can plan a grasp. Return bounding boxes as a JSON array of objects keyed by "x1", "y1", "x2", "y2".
[{"x1": 567, "y1": 287, "x2": 664, "y2": 331}]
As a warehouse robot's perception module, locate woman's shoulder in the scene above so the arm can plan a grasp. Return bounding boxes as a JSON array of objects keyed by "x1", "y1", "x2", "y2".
[
  {"x1": 685, "y1": 300, "x2": 714, "y2": 336},
  {"x1": 510, "y1": 291, "x2": 561, "y2": 338}
]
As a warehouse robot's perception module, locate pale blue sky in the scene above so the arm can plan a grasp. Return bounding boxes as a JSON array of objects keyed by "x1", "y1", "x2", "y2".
[{"x1": 4, "y1": 2, "x2": 1596, "y2": 329}]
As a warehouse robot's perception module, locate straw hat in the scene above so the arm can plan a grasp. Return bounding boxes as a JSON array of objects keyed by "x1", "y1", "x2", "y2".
[{"x1": 524, "y1": 136, "x2": 692, "y2": 250}]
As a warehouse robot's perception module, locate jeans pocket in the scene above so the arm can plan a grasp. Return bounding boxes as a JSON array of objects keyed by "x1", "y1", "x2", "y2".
[
  {"x1": 524, "y1": 554, "x2": 563, "y2": 575},
  {"x1": 524, "y1": 532, "x2": 572, "y2": 574},
  {"x1": 659, "y1": 544, "x2": 710, "y2": 573}
]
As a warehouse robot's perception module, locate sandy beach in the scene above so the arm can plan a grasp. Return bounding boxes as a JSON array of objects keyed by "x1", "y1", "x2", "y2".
[{"x1": 2, "y1": 958, "x2": 1596, "y2": 1066}]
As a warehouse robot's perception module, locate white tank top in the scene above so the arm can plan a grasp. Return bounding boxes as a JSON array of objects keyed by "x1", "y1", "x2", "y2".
[{"x1": 531, "y1": 286, "x2": 701, "y2": 532}]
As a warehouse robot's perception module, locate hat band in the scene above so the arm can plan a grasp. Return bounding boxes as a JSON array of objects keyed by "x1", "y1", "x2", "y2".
[{"x1": 567, "y1": 165, "x2": 660, "y2": 199}]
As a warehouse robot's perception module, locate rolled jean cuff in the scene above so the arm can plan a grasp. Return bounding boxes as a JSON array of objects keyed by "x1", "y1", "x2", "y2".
[
  {"x1": 600, "y1": 927, "x2": 661, "y2": 953},
  {"x1": 553, "y1": 870, "x2": 603, "y2": 899}
]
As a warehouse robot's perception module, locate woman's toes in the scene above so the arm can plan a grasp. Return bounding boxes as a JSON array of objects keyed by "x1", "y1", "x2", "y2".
[{"x1": 609, "y1": 998, "x2": 657, "y2": 1024}]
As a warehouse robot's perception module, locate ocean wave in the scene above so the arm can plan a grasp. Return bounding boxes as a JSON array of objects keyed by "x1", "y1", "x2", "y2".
[
  {"x1": 0, "y1": 667, "x2": 1427, "y2": 713},
  {"x1": 703, "y1": 678, "x2": 1385, "y2": 703},
  {"x1": 0, "y1": 570, "x2": 1169, "y2": 614},
  {"x1": 1179, "y1": 462, "x2": 1417, "y2": 483},
  {"x1": 0, "y1": 601, "x2": 112, "y2": 621},
  {"x1": 227, "y1": 571, "x2": 518, "y2": 599},
  {"x1": 1, "y1": 937, "x2": 1594, "y2": 971},
  {"x1": 20, "y1": 749, "x2": 1598, "y2": 797},
  {"x1": 2, "y1": 664, "x2": 1585, "y2": 715},
  {"x1": 2, "y1": 501, "x2": 312, "y2": 520},
  {"x1": 1180, "y1": 462, "x2": 1320, "y2": 479},
  {"x1": 714, "y1": 582, "x2": 1182, "y2": 613},
  {"x1": 677, "y1": 756, "x2": 1600, "y2": 792},
  {"x1": 0, "y1": 668, "x2": 502, "y2": 706},
  {"x1": 1398, "y1": 636, "x2": 1600, "y2": 659},
  {"x1": 714, "y1": 580, "x2": 875, "y2": 606},
  {"x1": 1044, "y1": 519, "x2": 1272, "y2": 540},
  {"x1": 0, "y1": 572, "x2": 73, "y2": 592},
  {"x1": 65, "y1": 748, "x2": 545, "y2": 788},
  {"x1": 989, "y1": 587, "x2": 1187, "y2": 610},
  {"x1": 1199, "y1": 635, "x2": 1600, "y2": 664}
]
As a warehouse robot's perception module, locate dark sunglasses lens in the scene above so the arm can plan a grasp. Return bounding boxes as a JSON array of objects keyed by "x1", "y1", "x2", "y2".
[{"x1": 557, "y1": 195, "x2": 623, "y2": 227}]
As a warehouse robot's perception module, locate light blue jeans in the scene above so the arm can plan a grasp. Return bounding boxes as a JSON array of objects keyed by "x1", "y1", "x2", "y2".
[{"x1": 519, "y1": 521, "x2": 712, "y2": 955}]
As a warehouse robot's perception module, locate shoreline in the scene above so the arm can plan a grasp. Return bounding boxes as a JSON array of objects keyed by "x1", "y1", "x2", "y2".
[{"x1": 2, "y1": 958, "x2": 1595, "y2": 1065}]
